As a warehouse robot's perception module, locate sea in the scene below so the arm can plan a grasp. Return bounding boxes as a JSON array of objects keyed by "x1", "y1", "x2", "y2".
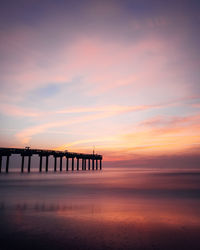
[{"x1": 0, "y1": 166, "x2": 200, "y2": 250}]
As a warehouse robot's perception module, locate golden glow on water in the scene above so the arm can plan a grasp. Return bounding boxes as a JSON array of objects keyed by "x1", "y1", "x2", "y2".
[{"x1": 54, "y1": 197, "x2": 200, "y2": 227}]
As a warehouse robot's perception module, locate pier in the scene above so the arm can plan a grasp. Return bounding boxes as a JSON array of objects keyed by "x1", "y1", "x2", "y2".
[{"x1": 0, "y1": 147, "x2": 102, "y2": 173}]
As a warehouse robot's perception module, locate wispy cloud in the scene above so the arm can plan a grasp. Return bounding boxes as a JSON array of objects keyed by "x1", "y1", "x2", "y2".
[
  {"x1": 52, "y1": 113, "x2": 200, "y2": 161},
  {"x1": 119, "y1": 114, "x2": 200, "y2": 156},
  {"x1": 56, "y1": 105, "x2": 155, "y2": 114},
  {"x1": 0, "y1": 103, "x2": 39, "y2": 117},
  {"x1": 15, "y1": 104, "x2": 157, "y2": 144}
]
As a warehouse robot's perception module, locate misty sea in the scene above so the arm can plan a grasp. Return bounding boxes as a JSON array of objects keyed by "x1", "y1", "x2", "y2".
[{"x1": 0, "y1": 167, "x2": 200, "y2": 250}]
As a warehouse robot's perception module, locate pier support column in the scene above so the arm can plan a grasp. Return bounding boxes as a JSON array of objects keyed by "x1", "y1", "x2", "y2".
[
  {"x1": 92, "y1": 159, "x2": 94, "y2": 170},
  {"x1": 0, "y1": 155, "x2": 2, "y2": 173},
  {"x1": 77, "y1": 158, "x2": 79, "y2": 171},
  {"x1": 88, "y1": 159, "x2": 90, "y2": 170},
  {"x1": 100, "y1": 159, "x2": 102, "y2": 170},
  {"x1": 96, "y1": 159, "x2": 98, "y2": 170},
  {"x1": 39, "y1": 155, "x2": 42, "y2": 172},
  {"x1": 6, "y1": 155, "x2": 10, "y2": 173},
  {"x1": 21, "y1": 155, "x2": 25, "y2": 173},
  {"x1": 60, "y1": 156, "x2": 63, "y2": 171},
  {"x1": 66, "y1": 157, "x2": 69, "y2": 171},
  {"x1": 72, "y1": 157, "x2": 74, "y2": 171},
  {"x1": 54, "y1": 157, "x2": 57, "y2": 172},
  {"x1": 45, "y1": 155, "x2": 49, "y2": 172},
  {"x1": 28, "y1": 155, "x2": 31, "y2": 173},
  {"x1": 82, "y1": 158, "x2": 84, "y2": 170}
]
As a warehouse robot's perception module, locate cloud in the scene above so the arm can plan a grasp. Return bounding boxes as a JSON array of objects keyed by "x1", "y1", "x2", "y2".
[
  {"x1": 119, "y1": 114, "x2": 200, "y2": 156},
  {"x1": 0, "y1": 28, "x2": 192, "y2": 103},
  {"x1": 0, "y1": 102, "x2": 155, "y2": 118},
  {"x1": 15, "y1": 104, "x2": 157, "y2": 144},
  {"x1": 0, "y1": 103, "x2": 39, "y2": 117},
  {"x1": 51, "y1": 113, "x2": 200, "y2": 161},
  {"x1": 56, "y1": 105, "x2": 155, "y2": 114},
  {"x1": 61, "y1": 36, "x2": 176, "y2": 96},
  {"x1": 55, "y1": 136, "x2": 117, "y2": 151},
  {"x1": 191, "y1": 103, "x2": 200, "y2": 108},
  {"x1": 64, "y1": 113, "x2": 200, "y2": 161},
  {"x1": 139, "y1": 114, "x2": 200, "y2": 130}
]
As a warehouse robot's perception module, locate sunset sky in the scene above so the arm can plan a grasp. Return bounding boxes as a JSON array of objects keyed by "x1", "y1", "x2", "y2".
[{"x1": 0, "y1": 0, "x2": 200, "y2": 162}]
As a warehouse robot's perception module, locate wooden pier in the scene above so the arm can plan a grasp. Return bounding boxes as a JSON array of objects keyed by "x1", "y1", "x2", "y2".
[{"x1": 0, "y1": 147, "x2": 102, "y2": 173}]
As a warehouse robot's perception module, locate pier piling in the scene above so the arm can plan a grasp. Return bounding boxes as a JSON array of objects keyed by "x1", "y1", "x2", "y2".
[
  {"x1": 82, "y1": 158, "x2": 84, "y2": 170},
  {"x1": 45, "y1": 155, "x2": 49, "y2": 172},
  {"x1": 28, "y1": 155, "x2": 31, "y2": 172},
  {"x1": 77, "y1": 158, "x2": 79, "y2": 171},
  {"x1": 96, "y1": 159, "x2": 98, "y2": 170},
  {"x1": 54, "y1": 156, "x2": 57, "y2": 172},
  {"x1": 0, "y1": 155, "x2": 2, "y2": 173},
  {"x1": 66, "y1": 157, "x2": 69, "y2": 171},
  {"x1": 72, "y1": 157, "x2": 74, "y2": 171},
  {"x1": 21, "y1": 155, "x2": 25, "y2": 173},
  {"x1": 92, "y1": 159, "x2": 95, "y2": 170},
  {"x1": 6, "y1": 155, "x2": 10, "y2": 173},
  {"x1": 60, "y1": 156, "x2": 63, "y2": 171},
  {"x1": 39, "y1": 155, "x2": 43, "y2": 172}
]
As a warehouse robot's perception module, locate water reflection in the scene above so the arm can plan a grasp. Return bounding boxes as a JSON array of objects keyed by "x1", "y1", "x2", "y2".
[{"x1": 0, "y1": 167, "x2": 200, "y2": 250}]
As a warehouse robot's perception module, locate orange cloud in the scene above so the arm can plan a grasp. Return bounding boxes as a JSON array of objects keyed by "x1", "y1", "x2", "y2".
[
  {"x1": 63, "y1": 113, "x2": 200, "y2": 161},
  {"x1": 117, "y1": 114, "x2": 200, "y2": 157}
]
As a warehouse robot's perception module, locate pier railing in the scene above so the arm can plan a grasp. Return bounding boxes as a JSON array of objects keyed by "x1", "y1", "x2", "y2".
[{"x1": 0, "y1": 147, "x2": 102, "y2": 173}]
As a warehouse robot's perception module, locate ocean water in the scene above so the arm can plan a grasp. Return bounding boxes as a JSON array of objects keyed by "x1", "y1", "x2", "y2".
[{"x1": 0, "y1": 167, "x2": 200, "y2": 250}]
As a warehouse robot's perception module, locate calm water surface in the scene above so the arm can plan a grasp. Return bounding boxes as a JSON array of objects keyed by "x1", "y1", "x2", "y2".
[{"x1": 0, "y1": 167, "x2": 200, "y2": 250}]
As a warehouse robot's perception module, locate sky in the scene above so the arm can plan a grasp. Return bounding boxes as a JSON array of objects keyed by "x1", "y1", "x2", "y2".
[{"x1": 0, "y1": 0, "x2": 200, "y2": 163}]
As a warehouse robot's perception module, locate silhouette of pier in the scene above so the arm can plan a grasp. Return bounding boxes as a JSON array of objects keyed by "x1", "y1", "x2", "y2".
[{"x1": 0, "y1": 147, "x2": 102, "y2": 173}]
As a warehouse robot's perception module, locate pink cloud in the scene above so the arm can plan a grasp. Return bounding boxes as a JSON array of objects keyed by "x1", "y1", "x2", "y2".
[
  {"x1": 0, "y1": 103, "x2": 39, "y2": 117},
  {"x1": 56, "y1": 105, "x2": 155, "y2": 114},
  {"x1": 0, "y1": 24, "x2": 194, "y2": 106},
  {"x1": 139, "y1": 114, "x2": 200, "y2": 129},
  {"x1": 191, "y1": 103, "x2": 200, "y2": 108}
]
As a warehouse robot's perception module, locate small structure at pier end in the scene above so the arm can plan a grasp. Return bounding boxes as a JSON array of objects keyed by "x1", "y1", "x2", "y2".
[{"x1": 0, "y1": 147, "x2": 103, "y2": 173}]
